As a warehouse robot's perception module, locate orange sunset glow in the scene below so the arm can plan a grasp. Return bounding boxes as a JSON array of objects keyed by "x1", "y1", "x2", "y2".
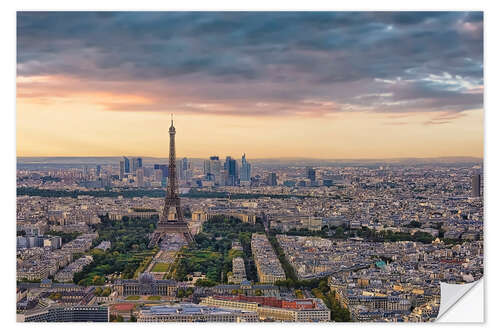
[{"x1": 17, "y1": 12, "x2": 483, "y2": 159}]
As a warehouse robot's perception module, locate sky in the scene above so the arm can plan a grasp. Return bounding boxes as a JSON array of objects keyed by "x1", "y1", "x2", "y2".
[{"x1": 16, "y1": 12, "x2": 483, "y2": 159}]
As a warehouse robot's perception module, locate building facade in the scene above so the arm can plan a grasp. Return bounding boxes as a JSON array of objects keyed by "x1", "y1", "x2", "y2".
[
  {"x1": 137, "y1": 304, "x2": 258, "y2": 322},
  {"x1": 114, "y1": 273, "x2": 177, "y2": 297},
  {"x1": 23, "y1": 306, "x2": 108, "y2": 322}
]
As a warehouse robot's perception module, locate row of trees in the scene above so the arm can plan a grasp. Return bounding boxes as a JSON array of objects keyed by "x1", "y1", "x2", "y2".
[
  {"x1": 94, "y1": 286, "x2": 112, "y2": 296},
  {"x1": 17, "y1": 187, "x2": 317, "y2": 200},
  {"x1": 72, "y1": 215, "x2": 158, "y2": 285},
  {"x1": 176, "y1": 287, "x2": 194, "y2": 298},
  {"x1": 109, "y1": 314, "x2": 136, "y2": 322},
  {"x1": 171, "y1": 216, "x2": 265, "y2": 285},
  {"x1": 271, "y1": 225, "x2": 438, "y2": 244},
  {"x1": 267, "y1": 233, "x2": 298, "y2": 281},
  {"x1": 266, "y1": 236, "x2": 352, "y2": 323},
  {"x1": 44, "y1": 230, "x2": 82, "y2": 243},
  {"x1": 187, "y1": 189, "x2": 315, "y2": 200},
  {"x1": 311, "y1": 287, "x2": 351, "y2": 322},
  {"x1": 266, "y1": 230, "x2": 352, "y2": 322},
  {"x1": 17, "y1": 187, "x2": 166, "y2": 198}
]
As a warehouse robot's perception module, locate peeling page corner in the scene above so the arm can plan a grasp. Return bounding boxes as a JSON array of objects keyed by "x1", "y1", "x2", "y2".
[{"x1": 437, "y1": 278, "x2": 484, "y2": 322}]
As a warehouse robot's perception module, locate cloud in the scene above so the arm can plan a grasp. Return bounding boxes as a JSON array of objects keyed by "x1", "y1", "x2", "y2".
[
  {"x1": 422, "y1": 111, "x2": 468, "y2": 125},
  {"x1": 17, "y1": 11, "x2": 483, "y2": 121},
  {"x1": 383, "y1": 121, "x2": 409, "y2": 126}
]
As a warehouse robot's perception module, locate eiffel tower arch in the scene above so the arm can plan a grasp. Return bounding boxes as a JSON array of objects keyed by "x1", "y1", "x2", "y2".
[{"x1": 149, "y1": 116, "x2": 194, "y2": 248}]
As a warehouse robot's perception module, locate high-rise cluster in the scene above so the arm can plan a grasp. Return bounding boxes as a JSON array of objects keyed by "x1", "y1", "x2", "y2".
[
  {"x1": 119, "y1": 157, "x2": 143, "y2": 182},
  {"x1": 202, "y1": 153, "x2": 252, "y2": 186},
  {"x1": 118, "y1": 155, "x2": 192, "y2": 188}
]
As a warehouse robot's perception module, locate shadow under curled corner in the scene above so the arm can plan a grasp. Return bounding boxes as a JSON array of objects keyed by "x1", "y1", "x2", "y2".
[{"x1": 436, "y1": 278, "x2": 484, "y2": 322}]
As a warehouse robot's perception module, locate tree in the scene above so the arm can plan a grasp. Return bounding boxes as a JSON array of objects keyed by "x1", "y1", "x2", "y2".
[
  {"x1": 101, "y1": 287, "x2": 111, "y2": 297},
  {"x1": 206, "y1": 267, "x2": 219, "y2": 281},
  {"x1": 194, "y1": 279, "x2": 217, "y2": 287},
  {"x1": 408, "y1": 220, "x2": 421, "y2": 228},
  {"x1": 319, "y1": 280, "x2": 330, "y2": 293},
  {"x1": 334, "y1": 226, "x2": 345, "y2": 238}
]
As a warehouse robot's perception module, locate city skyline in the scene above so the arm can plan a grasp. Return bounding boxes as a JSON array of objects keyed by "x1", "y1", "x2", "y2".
[{"x1": 17, "y1": 12, "x2": 483, "y2": 159}]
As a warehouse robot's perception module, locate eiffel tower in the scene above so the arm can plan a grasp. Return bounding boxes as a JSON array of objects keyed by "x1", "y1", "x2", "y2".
[{"x1": 149, "y1": 116, "x2": 194, "y2": 248}]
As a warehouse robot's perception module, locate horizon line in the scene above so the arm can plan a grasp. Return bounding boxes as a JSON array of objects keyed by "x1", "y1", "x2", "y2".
[{"x1": 17, "y1": 155, "x2": 484, "y2": 160}]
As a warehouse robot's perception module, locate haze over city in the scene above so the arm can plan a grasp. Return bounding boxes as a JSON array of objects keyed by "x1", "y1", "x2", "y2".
[{"x1": 17, "y1": 12, "x2": 483, "y2": 159}]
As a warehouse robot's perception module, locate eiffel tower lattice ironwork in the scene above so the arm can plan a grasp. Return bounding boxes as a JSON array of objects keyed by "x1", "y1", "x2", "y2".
[{"x1": 149, "y1": 116, "x2": 194, "y2": 247}]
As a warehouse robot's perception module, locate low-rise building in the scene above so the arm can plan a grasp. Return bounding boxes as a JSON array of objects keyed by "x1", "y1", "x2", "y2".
[
  {"x1": 114, "y1": 273, "x2": 177, "y2": 297},
  {"x1": 200, "y1": 295, "x2": 330, "y2": 322},
  {"x1": 251, "y1": 233, "x2": 286, "y2": 283},
  {"x1": 22, "y1": 306, "x2": 108, "y2": 322},
  {"x1": 137, "y1": 304, "x2": 258, "y2": 322}
]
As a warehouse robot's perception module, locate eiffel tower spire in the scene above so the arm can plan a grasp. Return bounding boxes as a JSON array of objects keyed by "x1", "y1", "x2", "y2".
[{"x1": 149, "y1": 116, "x2": 194, "y2": 247}]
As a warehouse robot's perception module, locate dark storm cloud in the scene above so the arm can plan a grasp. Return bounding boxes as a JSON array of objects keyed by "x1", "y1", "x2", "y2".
[{"x1": 17, "y1": 11, "x2": 483, "y2": 118}]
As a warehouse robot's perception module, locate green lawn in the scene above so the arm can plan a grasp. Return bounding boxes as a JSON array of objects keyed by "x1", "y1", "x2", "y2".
[
  {"x1": 125, "y1": 295, "x2": 141, "y2": 300},
  {"x1": 147, "y1": 296, "x2": 161, "y2": 300},
  {"x1": 151, "y1": 262, "x2": 170, "y2": 272}
]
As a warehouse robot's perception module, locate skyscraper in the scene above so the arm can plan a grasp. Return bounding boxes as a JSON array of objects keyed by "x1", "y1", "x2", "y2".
[
  {"x1": 143, "y1": 166, "x2": 152, "y2": 178},
  {"x1": 180, "y1": 157, "x2": 189, "y2": 181},
  {"x1": 82, "y1": 165, "x2": 90, "y2": 181},
  {"x1": 132, "y1": 157, "x2": 142, "y2": 173},
  {"x1": 123, "y1": 157, "x2": 130, "y2": 173},
  {"x1": 224, "y1": 156, "x2": 238, "y2": 186},
  {"x1": 119, "y1": 160, "x2": 125, "y2": 180},
  {"x1": 472, "y1": 174, "x2": 481, "y2": 197},
  {"x1": 136, "y1": 167, "x2": 144, "y2": 187},
  {"x1": 154, "y1": 168, "x2": 163, "y2": 182},
  {"x1": 307, "y1": 167, "x2": 316, "y2": 182},
  {"x1": 204, "y1": 156, "x2": 221, "y2": 184},
  {"x1": 132, "y1": 157, "x2": 137, "y2": 173},
  {"x1": 267, "y1": 172, "x2": 277, "y2": 186},
  {"x1": 154, "y1": 164, "x2": 169, "y2": 179},
  {"x1": 203, "y1": 160, "x2": 210, "y2": 176},
  {"x1": 212, "y1": 157, "x2": 221, "y2": 185},
  {"x1": 240, "y1": 153, "x2": 251, "y2": 182}
]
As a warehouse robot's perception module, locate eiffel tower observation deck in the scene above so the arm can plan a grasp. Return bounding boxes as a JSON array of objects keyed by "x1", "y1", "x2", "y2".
[{"x1": 149, "y1": 116, "x2": 194, "y2": 248}]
